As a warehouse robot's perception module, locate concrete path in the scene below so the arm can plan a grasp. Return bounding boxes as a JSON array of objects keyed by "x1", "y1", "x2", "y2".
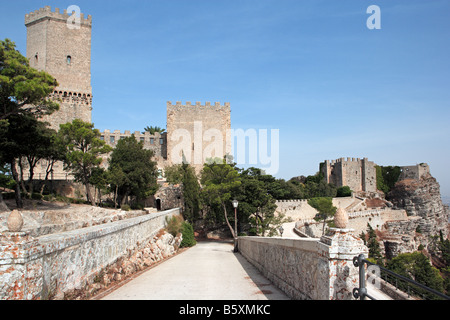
[
  {"x1": 281, "y1": 222, "x2": 301, "y2": 238},
  {"x1": 101, "y1": 241, "x2": 290, "y2": 300}
]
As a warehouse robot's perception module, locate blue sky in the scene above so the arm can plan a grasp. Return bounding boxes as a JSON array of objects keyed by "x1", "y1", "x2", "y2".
[{"x1": 1, "y1": 0, "x2": 450, "y2": 198}]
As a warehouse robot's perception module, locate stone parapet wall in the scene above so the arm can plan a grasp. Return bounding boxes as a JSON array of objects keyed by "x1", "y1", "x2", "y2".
[
  {"x1": 295, "y1": 208, "x2": 410, "y2": 238},
  {"x1": 275, "y1": 199, "x2": 317, "y2": 220},
  {"x1": 238, "y1": 229, "x2": 368, "y2": 300},
  {"x1": 0, "y1": 208, "x2": 180, "y2": 300}
]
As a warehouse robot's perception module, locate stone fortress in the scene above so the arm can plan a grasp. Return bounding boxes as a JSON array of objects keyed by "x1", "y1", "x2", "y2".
[
  {"x1": 321, "y1": 158, "x2": 377, "y2": 193},
  {"x1": 24, "y1": 6, "x2": 231, "y2": 182},
  {"x1": 320, "y1": 157, "x2": 430, "y2": 195},
  {"x1": 23, "y1": 6, "x2": 449, "y2": 248},
  {"x1": 278, "y1": 157, "x2": 449, "y2": 259}
]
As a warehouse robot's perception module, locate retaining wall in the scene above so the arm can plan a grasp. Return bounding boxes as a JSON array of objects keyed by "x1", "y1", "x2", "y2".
[
  {"x1": 238, "y1": 229, "x2": 368, "y2": 300},
  {"x1": 0, "y1": 208, "x2": 180, "y2": 300}
]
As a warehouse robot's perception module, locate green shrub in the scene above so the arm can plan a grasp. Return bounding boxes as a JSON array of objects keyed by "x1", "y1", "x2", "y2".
[
  {"x1": 31, "y1": 193, "x2": 43, "y2": 200},
  {"x1": 336, "y1": 186, "x2": 352, "y2": 197},
  {"x1": 166, "y1": 215, "x2": 184, "y2": 237},
  {"x1": 121, "y1": 204, "x2": 131, "y2": 211},
  {"x1": 180, "y1": 221, "x2": 196, "y2": 248}
]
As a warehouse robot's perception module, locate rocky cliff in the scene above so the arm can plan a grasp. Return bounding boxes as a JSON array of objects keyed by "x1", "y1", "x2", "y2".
[{"x1": 388, "y1": 172, "x2": 449, "y2": 240}]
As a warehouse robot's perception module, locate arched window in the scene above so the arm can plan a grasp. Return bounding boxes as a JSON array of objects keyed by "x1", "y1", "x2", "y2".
[{"x1": 66, "y1": 55, "x2": 72, "y2": 65}]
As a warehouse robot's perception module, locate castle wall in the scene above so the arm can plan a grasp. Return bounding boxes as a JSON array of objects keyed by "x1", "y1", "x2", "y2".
[
  {"x1": 320, "y1": 158, "x2": 376, "y2": 193},
  {"x1": 166, "y1": 101, "x2": 231, "y2": 172},
  {"x1": 398, "y1": 163, "x2": 430, "y2": 181},
  {"x1": 99, "y1": 130, "x2": 168, "y2": 171}
]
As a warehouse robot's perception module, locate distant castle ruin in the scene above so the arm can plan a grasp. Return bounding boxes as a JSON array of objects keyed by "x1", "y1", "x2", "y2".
[
  {"x1": 320, "y1": 157, "x2": 430, "y2": 194},
  {"x1": 321, "y1": 158, "x2": 377, "y2": 193}
]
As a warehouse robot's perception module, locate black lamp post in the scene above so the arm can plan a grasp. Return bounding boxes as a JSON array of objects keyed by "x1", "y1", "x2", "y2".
[{"x1": 232, "y1": 199, "x2": 238, "y2": 252}]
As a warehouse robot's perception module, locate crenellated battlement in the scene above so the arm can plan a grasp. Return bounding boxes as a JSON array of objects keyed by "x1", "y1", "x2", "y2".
[
  {"x1": 25, "y1": 6, "x2": 92, "y2": 27},
  {"x1": 100, "y1": 129, "x2": 166, "y2": 138},
  {"x1": 326, "y1": 157, "x2": 373, "y2": 165},
  {"x1": 99, "y1": 129, "x2": 168, "y2": 160},
  {"x1": 167, "y1": 101, "x2": 230, "y2": 109},
  {"x1": 321, "y1": 157, "x2": 377, "y2": 193}
]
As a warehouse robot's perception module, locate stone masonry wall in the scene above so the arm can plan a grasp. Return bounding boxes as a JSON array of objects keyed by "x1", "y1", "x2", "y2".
[
  {"x1": 166, "y1": 101, "x2": 231, "y2": 173},
  {"x1": 0, "y1": 208, "x2": 180, "y2": 300},
  {"x1": 26, "y1": 6, "x2": 93, "y2": 130},
  {"x1": 238, "y1": 229, "x2": 368, "y2": 300},
  {"x1": 321, "y1": 158, "x2": 377, "y2": 193}
]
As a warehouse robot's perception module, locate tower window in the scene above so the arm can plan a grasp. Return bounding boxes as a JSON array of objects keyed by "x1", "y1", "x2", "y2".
[
  {"x1": 66, "y1": 55, "x2": 72, "y2": 65},
  {"x1": 34, "y1": 53, "x2": 38, "y2": 64}
]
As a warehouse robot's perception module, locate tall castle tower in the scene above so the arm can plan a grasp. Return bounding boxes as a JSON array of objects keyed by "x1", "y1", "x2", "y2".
[
  {"x1": 166, "y1": 101, "x2": 231, "y2": 172},
  {"x1": 25, "y1": 6, "x2": 92, "y2": 130}
]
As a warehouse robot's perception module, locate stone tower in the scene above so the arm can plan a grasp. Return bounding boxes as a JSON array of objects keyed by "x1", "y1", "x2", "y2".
[
  {"x1": 321, "y1": 157, "x2": 377, "y2": 193},
  {"x1": 166, "y1": 101, "x2": 231, "y2": 172},
  {"x1": 25, "y1": 6, "x2": 92, "y2": 130}
]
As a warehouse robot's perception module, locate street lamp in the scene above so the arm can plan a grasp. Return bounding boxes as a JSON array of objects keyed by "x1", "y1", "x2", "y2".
[
  {"x1": 232, "y1": 200, "x2": 238, "y2": 252},
  {"x1": 279, "y1": 226, "x2": 284, "y2": 237}
]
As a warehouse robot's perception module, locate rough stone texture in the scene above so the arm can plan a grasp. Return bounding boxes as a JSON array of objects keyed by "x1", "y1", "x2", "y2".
[
  {"x1": 65, "y1": 230, "x2": 182, "y2": 300},
  {"x1": 334, "y1": 208, "x2": 349, "y2": 229},
  {"x1": 321, "y1": 158, "x2": 377, "y2": 193},
  {"x1": 26, "y1": 6, "x2": 92, "y2": 130},
  {"x1": 149, "y1": 183, "x2": 184, "y2": 211},
  {"x1": 238, "y1": 229, "x2": 368, "y2": 300},
  {"x1": 7, "y1": 210, "x2": 24, "y2": 232},
  {"x1": 0, "y1": 204, "x2": 151, "y2": 238},
  {"x1": 388, "y1": 172, "x2": 449, "y2": 240},
  {"x1": 0, "y1": 232, "x2": 44, "y2": 300},
  {"x1": 0, "y1": 208, "x2": 180, "y2": 300},
  {"x1": 275, "y1": 200, "x2": 318, "y2": 221},
  {"x1": 295, "y1": 208, "x2": 411, "y2": 239},
  {"x1": 166, "y1": 101, "x2": 231, "y2": 173}
]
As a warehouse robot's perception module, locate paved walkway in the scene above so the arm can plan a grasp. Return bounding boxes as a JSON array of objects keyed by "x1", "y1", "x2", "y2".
[
  {"x1": 281, "y1": 222, "x2": 300, "y2": 238},
  {"x1": 101, "y1": 241, "x2": 290, "y2": 300}
]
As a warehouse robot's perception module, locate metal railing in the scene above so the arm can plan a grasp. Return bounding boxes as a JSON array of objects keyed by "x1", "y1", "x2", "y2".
[{"x1": 352, "y1": 254, "x2": 450, "y2": 300}]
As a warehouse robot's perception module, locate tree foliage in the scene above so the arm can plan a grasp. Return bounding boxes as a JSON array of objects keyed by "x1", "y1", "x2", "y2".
[
  {"x1": 0, "y1": 39, "x2": 59, "y2": 209},
  {"x1": 200, "y1": 158, "x2": 241, "y2": 238},
  {"x1": 58, "y1": 119, "x2": 112, "y2": 206},
  {"x1": 364, "y1": 223, "x2": 384, "y2": 265},
  {"x1": 236, "y1": 167, "x2": 290, "y2": 236},
  {"x1": 0, "y1": 39, "x2": 59, "y2": 120},
  {"x1": 336, "y1": 186, "x2": 352, "y2": 197},
  {"x1": 386, "y1": 252, "x2": 444, "y2": 299},
  {"x1": 165, "y1": 163, "x2": 201, "y2": 222},
  {"x1": 376, "y1": 165, "x2": 401, "y2": 194},
  {"x1": 143, "y1": 125, "x2": 165, "y2": 134},
  {"x1": 308, "y1": 197, "x2": 337, "y2": 235},
  {"x1": 108, "y1": 136, "x2": 159, "y2": 207},
  {"x1": 180, "y1": 221, "x2": 197, "y2": 248}
]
